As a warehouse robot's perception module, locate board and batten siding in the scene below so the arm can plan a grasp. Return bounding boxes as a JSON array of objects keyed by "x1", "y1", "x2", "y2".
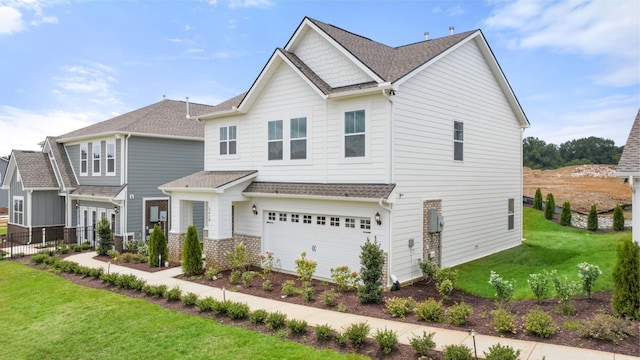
[
  {"x1": 8, "y1": 169, "x2": 26, "y2": 224},
  {"x1": 31, "y1": 191, "x2": 65, "y2": 226},
  {"x1": 65, "y1": 138, "x2": 122, "y2": 186},
  {"x1": 0, "y1": 159, "x2": 8, "y2": 208},
  {"x1": 389, "y1": 38, "x2": 524, "y2": 282}
]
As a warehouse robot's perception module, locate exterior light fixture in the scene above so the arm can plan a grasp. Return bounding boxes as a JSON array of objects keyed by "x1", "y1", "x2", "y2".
[
  {"x1": 252, "y1": 204, "x2": 258, "y2": 215},
  {"x1": 75, "y1": 201, "x2": 79, "y2": 209},
  {"x1": 469, "y1": 329, "x2": 478, "y2": 360},
  {"x1": 375, "y1": 211, "x2": 381, "y2": 225},
  {"x1": 114, "y1": 205, "x2": 119, "y2": 214}
]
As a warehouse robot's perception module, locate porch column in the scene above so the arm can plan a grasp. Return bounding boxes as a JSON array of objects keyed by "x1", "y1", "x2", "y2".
[{"x1": 168, "y1": 199, "x2": 192, "y2": 263}]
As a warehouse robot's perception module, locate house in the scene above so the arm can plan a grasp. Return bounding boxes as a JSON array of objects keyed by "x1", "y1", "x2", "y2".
[
  {"x1": 0, "y1": 156, "x2": 8, "y2": 210},
  {"x1": 160, "y1": 17, "x2": 529, "y2": 287},
  {"x1": 615, "y1": 109, "x2": 639, "y2": 243},
  {"x1": 1, "y1": 99, "x2": 215, "y2": 247}
]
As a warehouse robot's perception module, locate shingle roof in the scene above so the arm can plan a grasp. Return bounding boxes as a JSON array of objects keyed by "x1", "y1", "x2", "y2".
[
  {"x1": 57, "y1": 99, "x2": 215, "y2": 141},
  {"x1": 243, "y1": 182, "x2": 396, "y2": 200},
  {"x1": 46, "y1": 136, "x2": 78, "y2": 189},
  {"x1": 616, "y1": 109, "x2": 640, "y2": 175},
  {"x1": 159, "y1": 170, "x2": 258, "y2": 190},
  {"x1": 13, "y1": 151, "x2": 58, "y2": 189},
  {"x1": 71, "y1": 185, "x2": 126, "y2": 199}
]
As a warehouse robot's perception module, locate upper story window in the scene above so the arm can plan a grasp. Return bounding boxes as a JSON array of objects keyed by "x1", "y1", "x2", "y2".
[
  {"x1": 454, "y1": 121, "x2": 464, "y2": 161},
  {"x1": 13, "y1": 196, "x2": 24, "y2": 225},
  {"x1": 106, "y1": 141, "x2": 115, "y2": 175},
  {"x1": 220, "y1": 126, "x2": 237, "y2": 156},
  {"x1": 268, "y1": 120, "x2": 283, "y2": 160},
  {"x1": 508, "y1": 198, "x2": 515, "y2": 230},
  {"x1": 290, "y1": 117, "x2": 307, "y2": 160},
  {"x1": 80, "y1": 144, "x2": 88, "y2": 175},
  {"x1": 344, "y1": 110, "x2": 365, "y2": 157},
  {"x1": 92, "y1": 142, "x2": 101, "y2": 175}
]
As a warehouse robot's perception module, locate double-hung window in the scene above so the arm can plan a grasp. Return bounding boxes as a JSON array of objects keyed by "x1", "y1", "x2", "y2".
[
  {"x1": 92, "y1": 143, "x2": 101, "y2": 175},
  {"x1": 106, "y1": 141, "x2": 115, "y2": 175},
  {"x1": 454, "y1": 121, "x2": 464, "y2": 161},
  {"x1": 13, "y1": 196, "x2": 23, "y2": 225},
  {"x1": 290, "y1": 117, "x2": 307, "y2": 160},
  {"x1": 268, "y1": 120, "x2": 283, "y2": 160},
  {"x1": 80, "y1": 144, "x2": 88, "y2": 175},
  {"x1": 220, "y1": 126, "x2": 237, "y2": 155},
  {"x1": 508, "y1": 198, "x2": 515, "y2": 230},
  {"x1": 344, "y1": 110, "x2": 365, "y2": 157}
]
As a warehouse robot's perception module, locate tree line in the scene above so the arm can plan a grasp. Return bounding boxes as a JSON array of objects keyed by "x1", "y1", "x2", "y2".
[{"x1": 523, "y1": 136, "x2": 624, "y2": 170}]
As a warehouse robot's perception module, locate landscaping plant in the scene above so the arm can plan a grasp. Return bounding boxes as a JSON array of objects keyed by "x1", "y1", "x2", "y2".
[
  {"x1": 384, "y1": 296, "x2": 416, "y2": 319},
  {"x1": 373, "y1": 328, "x2": 398, "y2": 355},
  {"x1": 418, "y1": 257, "x2": 438, "y2": 284},
  {"x1": 587, "y1": 204, "x2": 598, "y2": 231},
  {"x1": 560, "y1": 201, "x2": 572, "y2": 226},
  {"x1": 528, "y1": 271, "x2": 551, "y2": 304},
  {"x1": 483, "y1": 343, "x2": 521, "y2": 360},
  {"x1": 148, "y1": 224, "x2": 168, "y2": 267},
  {"x1": 612, "y1": 239, "x2": 640, "y2": 319},
  {"x1": 443, "y1": 344, "x2": 473, "y2": 360},
  {"x1": 551, "y1": 271, "x2": 579, "y2": 315},
  {"x1": 544, "y1": 192, "x2": 555, "y2": 220},
  {"x1": 294, "y1": 251, "x2": 317, "y2": 281},
  {"x1": 345, "y1": 321, "x2": 370, "y2": 350},
  {"x1": 435, "y1": 266, "x2": 458, "y2": 300},
  {"x1": 225, "y1": 242, "x2": 249, "y2": 271},
  {"x1": 488, "y1": 271, "x2": 514, "y2": 305},
  {"x1": 330, "y1": 265, "x2": 359, "y2": 291},
  {"x1": 447, "y1": 301, "x2": 473, "y2": 326},
  {"x1": 415, "y1": 298, "x2": 445, "y2": 323},
  {"x1": 408, "y1": 331, "x2": 436, "y2": 357},
  {"x1": 357, "y1": 237, "x2": 384, "y2": 304},
  {"x1": 182, "y1": 225, "x2": 203, "y2": 276},
  {"x1": 95, "y1": 216, "x2": 114, "y2": 256},
  {"x1": 577, "y1": 262, "x2": 601, "y2": 297},
  {"x1": 524, "y1": 308, "x2": 557, "y2": 338},
  {"x1": 533, "y1": 187, "x2": 543, "y2": 210},
  {"x1": 612, "y1": 204, "x2": 625, "y2": 231}
]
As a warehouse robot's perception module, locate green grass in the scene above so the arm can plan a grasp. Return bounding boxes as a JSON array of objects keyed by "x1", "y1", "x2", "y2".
[
  {"x1": 0, "y1": 225, "x2": 6, "y2": 237},
  {"x1": 0, "y1": 261, "x2": 366, "y2": 360},
  {"x1": 454, "y1": 207, "x2": 631, "y2": 300}
]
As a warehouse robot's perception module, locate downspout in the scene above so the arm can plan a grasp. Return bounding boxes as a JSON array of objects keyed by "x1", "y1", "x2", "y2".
[
  {"x1": 123, "y1": 133, "x2": 131, "y2": 238},
  {"x1": 628, "y1": 176, "x2": 635, "y2": 192},
  {"x1": 381, "y1": 88, "x2": 395, "y2": 287}
]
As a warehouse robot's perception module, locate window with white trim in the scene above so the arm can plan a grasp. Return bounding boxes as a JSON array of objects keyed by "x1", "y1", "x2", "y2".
[
  {"x1": 344, "y1": 110, "x2": 365, "y2": 157},
  {"x1": 279, "y1": 213, "x2": 287, "y2": 222},
  {"x1": 291, "y1": 214, "x2": 300, "y2": 223},
  {"x1": 92, "y1": 142, "x2": 101, "y2": 175},
  {"x1": 106, "y1": 141, "x2": 115, "y2": 175},
  {"x1": 290, "y1": 117, "x2": 307, "y2": 160},
  {"x1": 330, "y1": 217, "x2": 340, "y2": 227},
  {"x1": 80, "y1": 143, "x2": 88, "y2": 175},
  {"x1": 345, "y1": 218, "x2": 355, "y2": 228},
  {"x1": 303, "y1": 215, "x2": 312, "y2": 224},
  {"x1": 454, "y1": 121, "x2": 464, "y2": 161},
  {"x1": 13, "y1": 196, "x2": 24, "y2": 225},
  {"x1": 268, "y1": 120, "x2": 283, "y2": 160},
  {"x1": 268, "y1": 212, "x2": 276, "y2": 221},
  {"x1": 508, "y1": 198, "x2": 515, "y2": 230},
  {"x1": 220, "y1": 126, "x2": 237, "y2": 156},
  {"x1": 360, "y1": 219, "x2": 371, "y2": 230},
  {"x1": 316, "y1": 216, "x2": 326, "y2": 225}
]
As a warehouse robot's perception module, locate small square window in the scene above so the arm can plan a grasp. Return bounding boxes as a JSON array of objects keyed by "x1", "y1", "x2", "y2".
[
  {"x1": 330, "y1": 217, "x2": 340, "y2": 227},
  {"x1": 360, "y1": 219, "x2": 371, "y2": 230},
  {"x1": 345, "y1": 218, "x2": 355, "y2": 228},
  {"x1": 291, "y1": 214, "x2": 299, "y2": 223},
  {"x1": 279, "y1": 213, "x2": 287, "y2": 222},
  {"x1": 316, "y1": 216, "x2": 326, "y2": 225},
  {"x1": 268, "y1": 212, "x2": 276, "y2": 221},
  {"x1": 303, "y1": 215, "x2": 312, "y2": 224}
]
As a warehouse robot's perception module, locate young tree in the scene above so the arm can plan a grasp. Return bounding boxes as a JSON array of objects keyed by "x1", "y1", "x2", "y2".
[
  {"x1": 587, "y1": 204, "x2": 598, "y2": 231},
  {"x1": 358, "y1": 238, "x2": 384, "y2": 304},
  {"x1": 182, "y1": 225, "x2": 203, "y2": 276},
  {"x1": 612, "y1": 205, "x2": 625, "y2": 231},
  {"x1": 560, "y1": 201, "x2": 572, "y2": 226},
  {"x1": 533, "y1": 188, "x2": 543, "y2": 210},
  {"x1": 544, "y1": 193, "x2": 555, "y2": 220},
  {"x1": 612, "y1": 239, "x2": 640, "y2": 320},
  {"x1": 95, "y1": 216, "x2": 113, "y2": 256},
  {"x1": 148, "y1": 224, "x2": 169, "y2": 267}
]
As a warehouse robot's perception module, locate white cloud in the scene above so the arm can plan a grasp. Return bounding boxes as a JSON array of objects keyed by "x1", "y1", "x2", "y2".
[
  {"x1": 446, "y1": 5, "x2": 464, "y2": 16},
  {"x1": 0, "y1": 6, "x2": 23, "y2": 34},
  {"x1": 0, "y1": 0, "x2": 59, "y2": 33},
  {"x1": 52, "y1": 63, "x2": 122, "y2": 105},
  {"x1": 228, "y1": 0, "x2": 273, "y2": 9}
]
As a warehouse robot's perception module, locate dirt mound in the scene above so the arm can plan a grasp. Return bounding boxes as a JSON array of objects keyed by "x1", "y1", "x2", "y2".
[{"x1": 523, "y1": 165, "x2": 632, "y2": 213}]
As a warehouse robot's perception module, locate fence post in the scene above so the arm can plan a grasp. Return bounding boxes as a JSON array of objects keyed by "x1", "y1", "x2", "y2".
[{"x1": 42, "y1": 228, "x2": 46, "y2": 247}]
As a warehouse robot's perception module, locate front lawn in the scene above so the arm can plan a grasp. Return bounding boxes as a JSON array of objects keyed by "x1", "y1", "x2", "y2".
[
  {"x1": 0, "y1": 225, "x2": 6, "y2": 237},
  {"x1": 0, "y1": 261, "x2": 365, "y2": 360},
  {"x1": 454, "y1": 207, "x2": 631, "y2": 299}
]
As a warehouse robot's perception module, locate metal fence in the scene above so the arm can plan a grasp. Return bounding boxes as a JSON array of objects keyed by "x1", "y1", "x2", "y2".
[{"x1": 1, "y1": 227, "x2": 95, "y2": 258}]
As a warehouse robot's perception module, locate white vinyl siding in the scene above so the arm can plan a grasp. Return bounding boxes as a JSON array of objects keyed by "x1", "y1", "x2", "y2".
[
  {"x1": 80, "y1": 143, "x2": 88, "y2": 176},
  {"x1": 13, "y1": 196, "x2": 24, "y2": 225},
  {"x1": 92, "y1": 142, "x2": 101, "y2": 175},
  {"x1": 106, "y1": 141, "x2": 116, "y2": 175},
  {"x1": 344, "y1": 110, "x2": 365, "y2": 158}
]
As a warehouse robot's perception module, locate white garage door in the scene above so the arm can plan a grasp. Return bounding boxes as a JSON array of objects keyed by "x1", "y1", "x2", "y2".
[{"x1": 263, "y1": 211, "x2": 372, "y2": 280}]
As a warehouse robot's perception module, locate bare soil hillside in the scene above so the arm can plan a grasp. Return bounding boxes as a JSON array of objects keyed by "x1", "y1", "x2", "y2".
[{"x1": 523, "y1": 165, "x2": 632, "y2": 213}]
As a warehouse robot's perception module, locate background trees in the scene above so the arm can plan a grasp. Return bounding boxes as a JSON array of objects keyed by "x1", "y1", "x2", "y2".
[{"x1": 523, "y1": 136, "x2": 623, "y2": 170}]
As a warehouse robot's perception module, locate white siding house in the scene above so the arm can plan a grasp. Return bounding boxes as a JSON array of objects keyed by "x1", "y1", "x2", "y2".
[
  {"x1": 615, "y1": 109, "x2": 639, "y2": 243},
  {"x1": 161, "y1": 17, "x2": 529, "y2": 286}
]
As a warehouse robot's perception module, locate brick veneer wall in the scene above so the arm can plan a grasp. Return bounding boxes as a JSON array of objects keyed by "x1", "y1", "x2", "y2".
[
  {"x1": 423, "y1": 200, "x2": 443, "y2": 266},
  {"x1": 168, "y1": 232, "x2": 186, "y2": 263},
  {"x1": 203, "y1": 233, "x2": 261, "y2": 270}
]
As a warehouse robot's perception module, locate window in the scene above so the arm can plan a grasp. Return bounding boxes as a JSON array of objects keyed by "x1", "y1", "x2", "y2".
[
  {"x1": 92, "y1": 143, "x2": 101, "y2": 175},
  {"x1": 344, "y1": 110, "x2": 365, "y2": 157},
  {"x1": 330, "y1": 217, "x2": 340, "y2": 227},
  {"x1": 290, "y1": 117, "x2": 307, "y2": 160},
  {"x1": 316, "y1": 216, "x2": 326, "y2": 225},
  {"x1": 508, "y1": 198, "x2": 515, "y2": 230},
  {"x1": 279, "y1": 213, "x2": 287, "y2": 222},
  {"x1": 13, "y1": 196, "x2": 23, "y2": 225},
  {"x1": 80, "y1": 144, "x2": 88, "y2": 175},
  {"x1": 220, "y1": 126, "x2": 237, "y2": 155},
  {"x1": 454, "y1": 121, "x2": 464, "y2": 161},
  {"x1": 360, "y1": 219, "x2": 371, "y2": 230},
  {"x1": 291, "y1": 214, "x2": 299, "y2": 223},
  {"x1": 111, "y1": 213, "x2": 116, "y2": 234},
  {"x1": 106, "y1": 142, "x2": 115, "y2": 175},
  {"x1": 345, "y1": 218, "x2": 355, "y2": 228},
  {"x1": 303, "y1": 215, "x2": 312, "y2": 224},
  {"x1": 268, "y1": 120, "x2": 283, "y2": 160},
  {"x1": 268, "y1": 212, "x2": 276, "y2": 221}
]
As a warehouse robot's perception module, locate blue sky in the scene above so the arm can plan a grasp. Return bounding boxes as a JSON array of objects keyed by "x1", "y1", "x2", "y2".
[{"x1": 0, "y1": 0, "x2": 638, "y2": 157}]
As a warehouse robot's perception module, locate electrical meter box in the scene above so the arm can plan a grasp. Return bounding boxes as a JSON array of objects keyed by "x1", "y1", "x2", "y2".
[{"x1": 427, "y1": 208, "x2": 444, "y2": 233}]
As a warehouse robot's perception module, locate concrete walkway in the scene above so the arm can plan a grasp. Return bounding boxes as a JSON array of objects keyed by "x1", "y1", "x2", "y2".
[{"x1": 66, "y1": 252, "x2": 638, "y2": 360}]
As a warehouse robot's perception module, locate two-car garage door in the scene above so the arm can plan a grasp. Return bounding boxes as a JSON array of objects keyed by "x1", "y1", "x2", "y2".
[{"x1": 263, "y1": 211, "x2": 372, "y2": 280}]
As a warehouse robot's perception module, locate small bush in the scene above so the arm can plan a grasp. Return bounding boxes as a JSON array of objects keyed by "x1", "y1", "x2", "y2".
[
  {"x1": 148, "y1": 225, "x2": 168, "y2": 267},
  {"x1": 418, "y1": 257, "x2": 438, "y2": 283},
  {"x1": 182, "y1": 225, "x2": 203, "y2": 276},
  {"x1": 211, "y1": 299, "x2": 233, "y2": 316},
  {"x1": 374, "y1": 327, "x2": 398, "y2": 355},
  {"x1": 96, "y1": 216, "x2": 114, "y2": 256},
  {"x1": 106, "y1": 249, "x2": 119, "y2": 259},
  {"x1": 115, "y1": 274, "x2": 141, "y2": 290},
  {"x1": 337, "y1": 302, "x2": 347, "y2": 313},
  {"x1": 196, "y1": 297, "x2": 216, "y2": 312},
  {"x1": 528, "y1": 271, "x2": 550, "y2": 304},
  {"x1": 225, "y1": 242, "x2": 249, "y2": 271},
  {"x1": 357, "y1": 238, "x2": 384, "y2": 304},
  {"x1": 281, "y1": 280, "x2": 299, "y2": 296},
  {"x1": 249, "y1": 309, "x2": 268, "y2": 324},
  {"x1": 100, "y1": 272, "x2": 119, "y2": 286},
  {"x1": 205, "y1": 265, "x2": 220, "y2": 280},
  {"x1": 227, "y1": 301, "x2": 250, "y2": 320},
  {"x1": 435, "y1": 267, "x2": 458, "y2": 300},
  {"x1": 551, "y1": 271, "x2": 579, "y2": 315},
  {"x1": 587, "y1": 204, "x2": 598, "y2": 231},
  {"x1": 164, "y1": 286, "x2": 182, "y2": 302},
  {"x1": 544, "y1": 193, "x2": 555, "y2": 220},
  {"x1": 560, "y1": 201, "x2": 572, "y2": 226},
  {"x1": 314, "y1": 324, "x2": 334, "y2": 341},
  {"x1": 294, "y1": 251, "x2": 317, "y2": 282},
  {"x1": 384, "y1": 296, "x2": 416, "y2": 319},
  {"x1": 301, "y1": 284, "x2": 314, "y2": 303},
  {"x1": 31, "y1": 253, "x2": 51, "y2": 264},
  {"x1": 483, "y1": 343, "x2": 521, "y2": 360},
  {"x1": 229, "y1": 269, "x2": 242, "y2": 285},
  {"x1": 287, "y1": 319, "x2": 308, "y2": 335},
  {"x1": 181, "y1": 292, "x2": 198, "y2": 306},
  {"x1": 490, "y1": 308, "x2": 517, "y2": 334},
  {"x1": 330, "y1": 265, "x2": 359, "y2": 291},
  {"x1": 579, "y1": 312, "x2": 635, "y2": 344},
  {"x1": 265, "y1": 311, "x2": 287, "y2": 331},
  {"x1": 345, "y1": 322, "x2": 370, "y2": 350},
  {"x1": 241, "y1": 271, "x2": 255, "y2": 287},
  {"x1": 577, "y1": 262, "x2": 602, "y2": 297},
  {"x1": 320, "y1": 289, "x2": 340, "y2": 307},
  {"x1": 262, "y1": 279, "x2": 273, "y2": 291},
  {"x1": 443, "y1": 344, "x2": 473, "y2": 360},
  {"x1": 533, "y1": 188, "x2": 543, "y2": 210},
  {"x1": 408, "y1": 331, "x2": 436, "y2": 357},
  {"x1": 335, "y1": 332, "x2": 347, "y2": 347},
  {"x1": 142, "y1": 284, "x2": 167, "y2": 298},
  {"x1": 415, "y1": 298, "x2": 444, "y2": 323},
  {"x1": 612, "y1": 204, "x2": 625, "y2": 231},
  {"x1": 612, "y1": 239, "x2": 640, "y2": 319},
  {"x1": 488, "y1": 271, "x2": 514, "y2": 305},
  {"x1": 524, "y1": 309, "x2": 557, "y2": 338},
  {"x1": 448, "y1": 301, "x2": 473, "y2": 326}
]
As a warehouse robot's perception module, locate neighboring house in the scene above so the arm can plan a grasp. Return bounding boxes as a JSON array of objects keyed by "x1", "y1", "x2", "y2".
[
  {"x1": 0, "y1": 156, "x2": 8, "y2": 210},
  {"x1": 1, "y1": 99, "x2": 215, "y2": 247},
  {"x1": 615, "y1": 109, "x2": 639, "y2": 243},
  {"x1": 160, "y1": 17, "x2": 529, "y2": 287}
]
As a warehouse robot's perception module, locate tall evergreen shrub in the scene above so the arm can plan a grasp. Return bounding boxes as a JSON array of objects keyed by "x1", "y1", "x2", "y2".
[
  {"x1": 95, "y1": 217, "x2": 113, "y2": 256},
  {"x1": 612, "y1": 205, "x2": 625, "y2": 231},
  {"x1": 612, "y1": 239, "x2": 640, "y2": 320},
  {"x1": 148, "y1": 225, "x2": 169, "y2": 267},
  {"x1": 587, "y1": 204, "x2": 598, "y2": 231},
  {"x1": 544, "y1": 193, "x2": 555, "y2": 220},
  {"x1": 560, "y1": 201, "x2": 572, "y2": 226},
  {"x1": 358, "y1": 238, "x2": 384, "y2": 304},
  {"x1": 182, "y1": 225, "x2": 203, "y2": 276},
  {"x1": 533, "y1": 188, "x2": 543, "y2": 210}
]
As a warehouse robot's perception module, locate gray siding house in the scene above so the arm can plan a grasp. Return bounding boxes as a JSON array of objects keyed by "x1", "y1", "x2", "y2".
[
  {"x1": 2, "y1": 99, "x2": 214, "y2": 247},
  {"x1": 0, "y1": 157, "x2": 8, "y2": 209}
]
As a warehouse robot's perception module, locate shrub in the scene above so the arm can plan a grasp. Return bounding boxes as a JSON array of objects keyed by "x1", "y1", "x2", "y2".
[
  {"x1": 335, "y1": 332, "x2": 347, "y2": 347},
  {"x1": 182, "y1": 225, "x2": 203, "y2": 276},
  {"x1": 483, "y1": 343, "x2": 521, "y2": 360},
  {"x1": 301, "y1": 284, "x2": 314, "y2": 303},
  {"x1": 373, "y1": 327, "x2": 398, "y2": 355},
  {"x1": 265, "y1": 311, "x2": 288, "y2": 331},
  {"x1": 443, "y1": 344, "x2": 473, "y2": 360},
  {"x1": 314, "y1": 324, "x2": 334, "y2": 341},
  {"x1": 148, "y1": 225, "x2": 168, "y2": 267},
  {"x1": 320, "y1": 289, "x2": 340, "y2": 307},
  {"x1": 229, "y1": 269, "x2": 242, "y2": 285},
  {"x1": 142, "y1": 284, "x2": 167, "y2": 298},
  {"x1": 241, "y1": 271, "x2": 255, "y2": 287},
  {"x1": 337, "y1": 302, "x2": 347, "y2": 313},
  {"x1": 560, "y1": 201, "x2": 572, "y2": 226},
  {"x1": 262, "y1": 279, "x2": 273, "y2": 292},
  {"x1": 249, "y1": 309, "x2": 268, "y2": 324},
  {"x1": 106, "y1": 249, "x2": 119, "y2": 259},
  {"x1": 579, "y1": 312, "x2": 635, "y2": 344},
  {"x1": 357, "y1": 238, "x2": 384, "y2": 304},
  {"x1": 435, "y1": 267, "x2": 458, "y2": 300},
  {"x1": 544, "y1": 192, "x2": 555, "y2": 220},
  {"x1": 259, "y1": 251, "x2": 280, "y2": 280},
  {"x1": 196, "y1": 297, "x2": 216, "y2": 312},
  {"x1": 330, "y1": 265, "x2": 359, "y2": 291},
  {"x1": 385, "y1": 296, "x2": 416, "y2": 319},
  {"x1": 488, "y1": 271, "x2": 514, "y2": 305},
  {"x1": 31, "y1": 253, "x2": 51, "y2": 264},
  {"x1": 211, "y1": 299, "x2": 233, "y2": 316},
  {"x1": 408, "y1": 331, "x2": 436, "y2": 357},
  {"x1": 415, "y1": 298, "x2": 445, "y2": 323},
  {"x1": 448, "y1": 301, "x2": 473, "y2": 326},
  {"x1": 115, "y1": 274, "x2": 141, "y2": 290},
  {"x1": 225, "y1": 242, "x2": 248, "y2": 271},
  {"x1": 287, "y1": 319, "x2": 308, "y2": 335},
  {"x1": 418, "y1": 257, "x2": 438, "y2": 283},
  {"x1": 533, "y1": 188, "x2": 543, "y2": 210},
  {"x1": 490, "y1": 308, "x2": 517, "y2": 334},
  {"x1": 227, "y1": 302, "x2": 250, "y2": 320},
  {"x1": 100, "y1": 272, "x2": 119, "y2": 286},
  {"x1": 524, "y1": 309, "x2": 557, "y2": 338},
  {"x1": 125, "y1": 238, "x2": 148, "y2": 256},
  {"x1": 95, "y1": 216, "x2": 114, "y2": 256},
  {"x1": 612, "y1": 239, "x2": 640, "y2": 319},
  {"x1": 551, "y1": 271, "x2": 579, "y2": 315},
  {"x1": 587, "y1": 204, "x2": 598, "y2": 231},
  {"x1": 577, "y1": 262, "x2": 602, "y2": 297},
  {"x1": 528, "y1": 271, "x2": 551, "y2": 304},
  {"x1": 345, "y1": 322, "x2": 370, "y2": 350},
  {"x1": 612, "y1": 204, "x2": 625, "y2": 231},
  {"x1": 181, "y1": 292, "x2": 199, "y2": 306},
  {"x1": 281, "y1": 280, "x2": 299, "y2": 296},
  {"x1": 294, "y1": 251, "x2": 317, "y2": 282},
  {"x1": 164, "y1": 286, "x2": 182, "y2": 302}
]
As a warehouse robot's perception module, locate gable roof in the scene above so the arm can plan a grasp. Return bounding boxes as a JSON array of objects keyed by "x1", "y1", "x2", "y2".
[
  {"x1": 57, "y1": 99, "x2": 215, "y2": 143},
  {"x1": 44, "y1": 136, "x2": 78, "y2": 190},
  {"x1": 159, "y1": 170, "x2": 258, "y2": 192},
  {"x1": 9, "y1": 150, "x2": 59, "y2": 190},
  {"x1": 243, "y1": 182, "x2": 396, "y2": 201},
  {"x1": 616, "y1": 109, "x2": 640, "y2": 176}
]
